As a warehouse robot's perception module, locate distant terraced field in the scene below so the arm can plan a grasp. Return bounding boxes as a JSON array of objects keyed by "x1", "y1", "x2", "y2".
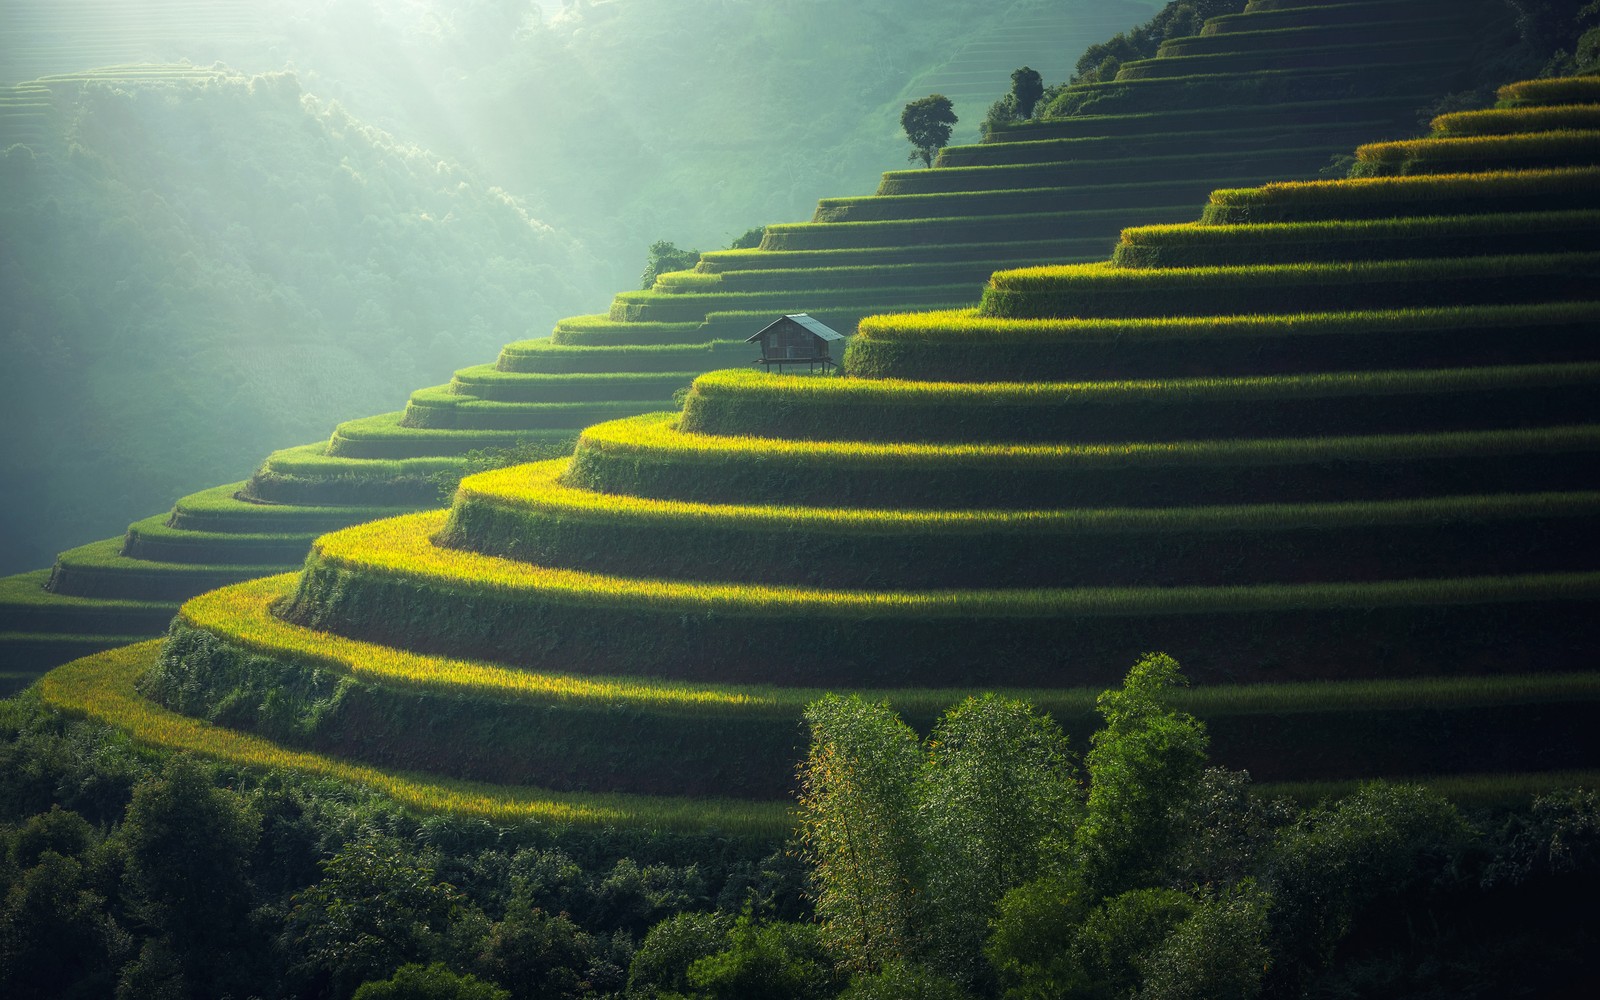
[{"x1": 38, "y1": 66, "x2": 1600, "y2": 830}]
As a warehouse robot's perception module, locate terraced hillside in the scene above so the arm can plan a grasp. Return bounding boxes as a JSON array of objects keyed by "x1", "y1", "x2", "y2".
[
  {"x1": 898, "y1": 0, "x2": 1160, "y2": 144},
  {"x1": 41, "y1": 74, "x2": 1600, "y2": 831},
  {"x1": 0, "y1": 0, "x2": 1537, "y2": 691}
]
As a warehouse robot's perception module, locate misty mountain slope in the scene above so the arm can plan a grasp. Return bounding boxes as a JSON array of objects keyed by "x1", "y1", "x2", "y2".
[
  {"x1": 0, "y1": 67, "x2": 602, "y2": 574},
  {"x1": 0, "y1": 0, "x2": 1117, "y2": 281}
]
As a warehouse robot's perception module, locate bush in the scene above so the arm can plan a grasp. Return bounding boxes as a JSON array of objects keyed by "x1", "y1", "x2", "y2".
[{"x1": 352, "y1": 963, "x2": 509, "y2": 1000}]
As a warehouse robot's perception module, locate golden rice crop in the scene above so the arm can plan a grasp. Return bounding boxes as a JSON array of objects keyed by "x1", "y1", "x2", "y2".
[
  {"x1": 181, "y1": 574, "x2": 784, "y2": 712},
  {"x1": 1433, "y1": 105, "x2": 1600, "y2": 137},
  {"x1": 1118, "y1": 210, "x2": 1600, "y2": 249},
  {"x1": 983, "y1": 251, "x2": 1600, "y2": 294},
  {"x1": 176, "y1": 573, "x2": 1600, "y2": 721},
  {"x1": 456, "y1": 458, "x2": 1600, "y2": 540},
  {"x1": 582, "y1": 406, "x2": 1600, "y2": 471},
  {"x1": 683, "y1": 361, "x2": 1600, "y2": 408},
  {"x1": 308, "y1": 506, "x2": 1600, "y2": 619},
  {"x1": 853, "y1": 302, "x2": 1600, "y2": 345},
  {"x1": 1352, "y1": 130, "x2": 1600, "y2": 169},
  {"x1": 38, "y1": 643, "x2": 794, "y2": 834},
  {"x1": 1497, "y1": 76, "x2": 1600, "y2": 108},
  {"x1": 1205, "y1": 165, "x2": 1600, "y2": 208}
]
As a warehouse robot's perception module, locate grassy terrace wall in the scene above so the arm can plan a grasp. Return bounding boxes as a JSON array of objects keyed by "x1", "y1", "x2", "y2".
[
  {"x1": 26, "y1": 7, "x2": 1586, "y2": 826},
  {"x1": 63, "y1": 72, "x2": 1596, "y2": 825}
]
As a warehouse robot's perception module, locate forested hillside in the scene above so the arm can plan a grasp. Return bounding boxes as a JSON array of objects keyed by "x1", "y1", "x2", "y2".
[
  {"x1": 2, "y1": 0, "x2": 1136, "y2": 574},
  {"x1": 0, "y1": 69, "x2": 600, "y2": 574}
]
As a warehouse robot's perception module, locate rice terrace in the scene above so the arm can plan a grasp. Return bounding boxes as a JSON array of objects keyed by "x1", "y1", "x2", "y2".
[{"x1": 2, "y1": 1, "x2": 1598, "y2": 997}]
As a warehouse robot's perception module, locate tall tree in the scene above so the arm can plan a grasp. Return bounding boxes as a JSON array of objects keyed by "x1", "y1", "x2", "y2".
[
  {"x1": 1009, "y1": 67, "x2": 1045, "y2": 119},
  {"x1": 797, "y1": 696, "x2": 924, "y2": 974},
  {"x1": 900, "y1": 94, "x2": 958, "y2": 167}
]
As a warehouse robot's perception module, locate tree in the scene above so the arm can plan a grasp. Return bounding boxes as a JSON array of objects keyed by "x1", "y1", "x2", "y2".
[
  {"x1": 120, "y1": 756, "x2": 260, "y2": 997},
  {"x1": 917, "y1": 696, "x2": 1081, "y2": 989},
  {"x1": 1074, "y1": 652, "x2": 1209, "y2": 897},
  {"x1": 900, "y1": 95, "x2": 957, "y2": 168},
  {"x1": 352, "y1": 962, "x2": 509, "y2": 1000},
  {"x1": 286, "y1": 834, "x2": 471, "y2": 997},
  {"x1": 640, "y1": 239, "x2": 700, "y2": 289},
  {"x1": 1009, "y1": 67, "x2": 1044, "y2": 119},
  {"x1": 797, "y1": 696, "x2": 923, "y2": 974}
]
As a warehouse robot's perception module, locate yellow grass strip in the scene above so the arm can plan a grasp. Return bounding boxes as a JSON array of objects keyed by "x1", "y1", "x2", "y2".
[
  {"x1": 580, "y1": 411, "x2": 1600, "y2": 470},
  {"x1": 178, "y1": 576, "x2": 1600, "y2": 722},
  {"x1": 38, "y1": 642, "x2": 795, "y2": 835},
  {"x1": 312, "y1": 509, "x2": 1600, "y2": 619},
  {"x1": 460, "y1": 459, "x2": 1600, "y2": 539},
  {"x1": 852, "y1": 302, "x2": 1600, "y2": 345},
  {"x1": 184, "y1": 576, "x2": 781, "y2": 713},
  {"x1": 684, "y1": 361, "x2": 1600, "y2": 406}
]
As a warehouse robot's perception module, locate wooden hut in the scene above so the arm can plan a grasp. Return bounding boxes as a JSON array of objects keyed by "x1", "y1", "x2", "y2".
[{"x1": 746, "y1": 314, "x2": 845, "y2": 372}]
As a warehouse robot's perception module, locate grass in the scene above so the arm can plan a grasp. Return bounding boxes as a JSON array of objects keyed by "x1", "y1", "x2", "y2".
[
  {"x1": 0, "y1": 569, "x2": 178, "y2": 634},
  {"x1": 1110, "y1": 210, "x2": 1600, "y2": 268},
  {"x1": 1497, "y1": 76, "x2": 1600, "y2": 109},
  {"x1": 607, "y1": 284, "x2": 978, "y2": 323},
  {"x1": 698, "y1": 240, "x2": 1100, "y2": 272},
  {"x1": 158, "y1": 576, "x2": 1600, "y2": 792},
  {"x1": 1212, "y1": 1, "x2": 1468, "y2": 31},
  {"x1": 494, "y1": 340, "x2": 749, "y2": 374},
  {"x1": 44, "y1": 636, "x2": 1594, "y2": 818},
  {"x1": 185, "y1": 575, "x2": 780, "y2": 713},
  {"x1": 120, "y1": 514, "x2": 313, "y2": 565},
  {"x1": 1162, "y1": 16, "x2": 1471, "y2": 57},
  {"x1": 244, "y1": 443, "x2": 474, "y2": 506},
  {"x1": 443, "y1": 458, "x2": 1599, "y2": 589},
  {"x1": 1350, "y1": 131, "x2": 1600, "y2": 177},
  {"x1": 654, "y1": 260, "x2": 1027, "y2": 292},
  {"x1": 39, "y1": 642, "x2": 794, "y2": 835},
  {"x1": 326, "y1": 411, "x2": 585, "y2": 455},
  {"x1": 1200, "y1": 166, "x2": 1600, "y2": 223},
  {"x1": 675, "y1": 362, "x2": 1600, "y2": 443},
  {"x1": 165, "y1": 482, "x2": 415, "y2": 534},
  {"x1": 759, "y1": 206, "x2": 1185, "y2": 251},
  {"x1": 44, "y1": 537, "x2": 280, "y2": 602},
  {"x1": 810, "y1": 175, "x2": 1287, "y2": 225},
  {"x1": 845, "y1": 302, "x2": 1600, "y2": 382},
  {"x1": 1121, "y1": 34, "x2": 1472, "y2": 80},
  {"x1": 403, "y1": 388, "x2": 681, "y2": 426},
  {"x1": 1432, "y1": 105, "x2": 1600, "y2": 138},
  {"x1": 873, "y1": 146, "x2": 1330, "y2": 196},
  {"x1": 1012, "y1": 94, "x2": 1433, "y2": 141},
  {"x1": 938, "y1": 120, "x2": 1402, "y2": 168},
  {"x1": 279, "y1": 509, "x2": 1600, "y2": 690},
  {"x1": 978, "y1": 252, "x2": 1600, "y2": 320},
  {"x1": 577, "y1": 409, "x2": 1600, "y2": 478},
  {"x1": 568, "y1": 410, "x2": 1600, "y2": 510},
  {"x1": 457, "y1": 459, "x2": 1600, "y2": 545},
  {"x1": 549, "y1": 316, "x2": 704, "y2": 347},
  {"x1": 852, "y1": 301, "x2": 1600, "y2": 347},
  {"x1": 305, "y1": 508, "x2": 1600, "y2": 621}
]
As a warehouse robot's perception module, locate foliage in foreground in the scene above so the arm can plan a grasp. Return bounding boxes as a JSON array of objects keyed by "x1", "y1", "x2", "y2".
[
  {"x1": 780, "y1": 655, "x2": 1600, "y2": 999},
  {"x1": 4, "y1": 652, "x2": 1600, "y2": 997}
]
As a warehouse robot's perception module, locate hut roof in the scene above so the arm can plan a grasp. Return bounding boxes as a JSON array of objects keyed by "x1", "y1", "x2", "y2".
[{"x1": 745, "y1": 313, "x2": 846, "y2": 344}]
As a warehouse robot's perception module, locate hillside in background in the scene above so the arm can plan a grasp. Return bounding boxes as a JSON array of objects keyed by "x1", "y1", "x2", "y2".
[
  {"x1": 0, "y1": 68, "x2": 602, "y2": 574},
  {"x1": 1, "y1": 0, "x2": 1159, "y2": 287},
  {"x1": 2, "y1": 0, "x2": 1151, "y2": 574}
]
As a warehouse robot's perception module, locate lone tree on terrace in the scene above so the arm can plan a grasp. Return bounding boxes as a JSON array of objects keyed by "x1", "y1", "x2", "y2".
[
  {"x1": 1011, "y1": 66, "x2": 1045, "y2": 119},
  {"x1": 901, "y1": 93, "x2": 957, "y2": 167}
]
